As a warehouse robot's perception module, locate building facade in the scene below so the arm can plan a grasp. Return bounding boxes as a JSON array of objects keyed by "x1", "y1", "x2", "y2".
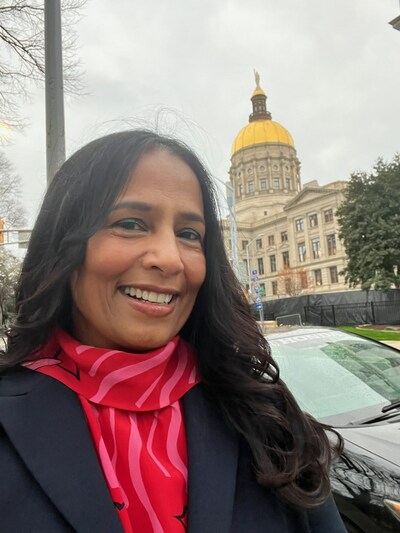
[{"x1": 225, "y1": 75, "x2": 349, "y2": 300}]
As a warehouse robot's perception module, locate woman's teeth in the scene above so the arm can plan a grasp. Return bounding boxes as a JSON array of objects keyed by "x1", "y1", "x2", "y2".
[{"x1": 123, "y1": 287, "x2": 173, "y2": 304}]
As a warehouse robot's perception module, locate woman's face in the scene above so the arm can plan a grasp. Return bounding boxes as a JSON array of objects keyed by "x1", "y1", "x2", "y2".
[{"x1": 71, "y1": 149, "x2": 206, "y2": 352}]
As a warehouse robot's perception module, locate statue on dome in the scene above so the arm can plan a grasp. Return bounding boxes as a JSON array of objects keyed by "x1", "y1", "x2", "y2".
[{"x1": 254, "y1": 69, "x2": 261, "y2": 89}]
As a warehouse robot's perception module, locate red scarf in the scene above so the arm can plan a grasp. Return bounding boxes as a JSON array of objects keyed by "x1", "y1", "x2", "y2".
[{"x1": 24, "y1": 329, "x2": 199, "y2": 532}]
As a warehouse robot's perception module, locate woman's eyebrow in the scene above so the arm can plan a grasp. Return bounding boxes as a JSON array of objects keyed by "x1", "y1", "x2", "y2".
[
  {"x1": 110, "y1": 201, "x2": 205, "y2": 225},
  {"x1": 111, "y1": 201, "x2": 151, "y2": 212},
  {"x1": 182, "y1": 212, "x2": 205, "y2": 225}
]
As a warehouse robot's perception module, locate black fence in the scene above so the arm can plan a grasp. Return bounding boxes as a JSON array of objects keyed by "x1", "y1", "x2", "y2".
[{"x1": 304, "y1": 301, "x2": 400, "y2": 327}]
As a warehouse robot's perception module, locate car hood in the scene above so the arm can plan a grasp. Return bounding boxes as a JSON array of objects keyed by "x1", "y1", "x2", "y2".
[{"x1": 339, "y1": 418, "x2": 400, "y2": 468}]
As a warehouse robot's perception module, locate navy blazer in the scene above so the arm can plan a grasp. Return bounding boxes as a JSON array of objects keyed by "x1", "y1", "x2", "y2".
[{"x1": 0, "y1": 368, "x2": 346, "y2": 532}]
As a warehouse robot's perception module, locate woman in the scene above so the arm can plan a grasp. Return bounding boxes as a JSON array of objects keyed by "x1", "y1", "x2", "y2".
[{"x1": 0, "y1": 130, "x2": 345, "y2": 532}]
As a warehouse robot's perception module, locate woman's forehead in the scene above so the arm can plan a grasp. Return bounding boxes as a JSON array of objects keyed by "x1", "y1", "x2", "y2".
[{"x1": 116, "y1": 150, "x2": 204, "y2": 209}]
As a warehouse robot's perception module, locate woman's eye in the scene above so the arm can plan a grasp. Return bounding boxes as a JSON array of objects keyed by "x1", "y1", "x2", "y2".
[
  {"x1": 178, "y1": 228, "x2": 202, "y2": 242},
  {"x1": 111, "y1": 218, "x2": 145, "y2": 231}
]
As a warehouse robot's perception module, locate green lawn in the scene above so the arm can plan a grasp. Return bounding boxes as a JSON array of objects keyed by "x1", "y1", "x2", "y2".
[{"x1": 339, "y1": 326, "x2": 400, "y2": 341}]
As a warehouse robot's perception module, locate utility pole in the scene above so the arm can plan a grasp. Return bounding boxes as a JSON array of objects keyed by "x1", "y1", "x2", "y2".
[{"x1": 45, "y1": 0, "x2": 66, "y2": 185}]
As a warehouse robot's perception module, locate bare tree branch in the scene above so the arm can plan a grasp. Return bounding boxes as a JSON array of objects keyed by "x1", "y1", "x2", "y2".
[
  {"x1": 0, "y1": 247, "x2": 22, "y2": 326},
  {"x1": 0, "y1": 151, "x2": 27, "y2": 227},
  {"x1": 0, "y1": 0, "x2": 86, "y2": 129}
]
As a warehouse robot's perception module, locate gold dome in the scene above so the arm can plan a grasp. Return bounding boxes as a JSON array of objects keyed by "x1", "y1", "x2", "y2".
[
  {"x1": 232, "y1": 119, "x2": 295, "y2": 155},
  {"x1": 252, "y1": 88, "x2": 265, "y2": 97}
]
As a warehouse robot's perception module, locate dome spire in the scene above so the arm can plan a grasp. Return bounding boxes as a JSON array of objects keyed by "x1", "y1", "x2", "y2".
[{"x1": 249, "y1": 70, "x2": 271, "y2": 123}]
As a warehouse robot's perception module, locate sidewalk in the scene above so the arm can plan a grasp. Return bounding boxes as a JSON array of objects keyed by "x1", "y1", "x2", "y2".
[{"x1": 382, "y1": 340, "x2": 400, "y2": 350}]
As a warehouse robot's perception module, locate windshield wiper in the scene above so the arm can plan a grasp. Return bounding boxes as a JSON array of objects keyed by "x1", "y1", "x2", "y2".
[
  {"x1": 348, "y1": 401, "x2": 400, "y2": 425},
  {"x1": 382, "y1": 399, "x2": 400, "y2": 414}
]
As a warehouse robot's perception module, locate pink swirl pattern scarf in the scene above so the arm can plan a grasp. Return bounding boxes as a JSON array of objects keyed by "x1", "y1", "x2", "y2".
[{"x1": 24, "y1": 328, "x2": 200, "y2": 532}]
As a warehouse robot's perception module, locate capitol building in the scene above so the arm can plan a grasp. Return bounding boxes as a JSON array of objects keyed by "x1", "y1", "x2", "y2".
[{"x1": 224, "y1": 75, "x2": 349, "y2": 300}]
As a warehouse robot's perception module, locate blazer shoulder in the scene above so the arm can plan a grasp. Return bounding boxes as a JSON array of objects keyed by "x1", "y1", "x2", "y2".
[{"x1": 0, "y1": 366, "x2": 50, "y2": 396}]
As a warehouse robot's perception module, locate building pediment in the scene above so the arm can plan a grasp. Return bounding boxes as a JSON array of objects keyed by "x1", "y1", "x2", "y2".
[{"x1": 284, "y1": 187, "x2": 339, "y2": 210}]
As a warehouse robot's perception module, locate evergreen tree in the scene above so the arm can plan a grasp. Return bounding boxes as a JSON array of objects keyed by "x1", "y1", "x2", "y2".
[{"x1": 337, "y1": 154, "x2": 400, "y2": 291}]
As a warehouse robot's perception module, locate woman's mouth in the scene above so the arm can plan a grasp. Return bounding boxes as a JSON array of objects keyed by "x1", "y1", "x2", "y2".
[{"x1": 120, "y1": 286, "x2": 174, "y2": 304}]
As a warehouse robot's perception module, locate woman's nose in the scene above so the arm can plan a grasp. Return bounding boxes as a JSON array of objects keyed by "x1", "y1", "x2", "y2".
[{"x1": 141, "y1": 232, "x2": 184, "y2": 275}]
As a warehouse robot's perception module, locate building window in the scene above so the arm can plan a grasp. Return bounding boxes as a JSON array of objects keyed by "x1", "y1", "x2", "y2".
[
  {"x1": 269, "y1": 255, "x2": 276, "y2": 273},
  {"x1": 298, "y1": 242, "x2": 306, "y2": 262},
  {"x1": 258, "y1": 257, "x2": 264, "y2": 275},
  {"x1": 242, "y1": 240, "x2": 248, "y2": 251},
  {"x1": 268, "y1": 235, "x2": 275, "y2": 246},
  {"x1": 263, "y1": 210, "x2": 268, "y2": 216},
  {"x1": 311, "y1": 238, "x2": 321, "y2": 259},
  {"x1": 272, "y1": 281, "x2": 278, "y2": 295},
  {"x1": 324, "y1": 208, "x2": 333, "y2": 223},
  {"x1": 309, "y1": 214, "x2": 318, "y2": 227},
  {"x1": 282, "y1": 251, "x2": 290, "y2": 268},
  {"x1": 238, "y1": 184, "x2": 243, "y2": 195},
  {"x1": 285, "y1": 178, "x2": 291, "y2": 190},
  {"x1": 300, "y1": 271, "x2": 308, "y2": 289},
  {"x1": 256, "y1": 238, "x2": 263, "y2": 249},
  {"x1": 327, "y1": 234, "x2": 337, "y2": 256},
  {"x1": 260, "y1": 179, "x2": 267, "y2": 191},
  {"x1": 281, "y1": 231, "x2": 288, "y2": 242},
  {"x1": 248, "y1": 181, "x2": 254, "y2": 193},
  {"x1": 273, "y1": 178, "x2": 280, "y2": 189},
  {"x1": 243, "y1": 258, "x2": 248, "y2": 275},
  {"x1": 295, "y1": 218, "x2": 304, "y2": 232},
  {"x1": 314, "y1": 269, "x2": 323, "y2": 286},
  {"x1": 330, "y1": 266, "x2": 339, "y2": 284}
]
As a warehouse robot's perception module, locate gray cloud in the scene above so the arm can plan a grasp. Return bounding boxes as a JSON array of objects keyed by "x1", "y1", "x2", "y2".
[{"x1": 3, "y1": 0, "x2": 400, "y2": 224}]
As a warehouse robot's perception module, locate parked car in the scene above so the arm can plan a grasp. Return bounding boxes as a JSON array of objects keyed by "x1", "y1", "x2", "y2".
[{"x1": 265, "y1": 326, "x2": 400, "y2": 533}]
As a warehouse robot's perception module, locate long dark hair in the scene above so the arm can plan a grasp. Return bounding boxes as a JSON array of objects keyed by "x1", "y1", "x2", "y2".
[{"x1": 1, "y1": 130, "x2": 338, "y2": 508}]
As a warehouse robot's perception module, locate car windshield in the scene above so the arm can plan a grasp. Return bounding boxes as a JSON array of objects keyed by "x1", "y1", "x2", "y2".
[{"x1": 268, "y1": 330, "x2": 400, "y2": 425}]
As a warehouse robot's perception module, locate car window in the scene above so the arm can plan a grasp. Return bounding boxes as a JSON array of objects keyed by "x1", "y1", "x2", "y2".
[{"x1": 268, "y1": 331, "x2": 400, "y2": 423}]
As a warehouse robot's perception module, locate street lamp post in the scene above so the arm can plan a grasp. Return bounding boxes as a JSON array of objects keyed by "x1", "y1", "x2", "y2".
[
  {"x1": 45, "y1": 0, "x2": 66, "y2": 184},
  {"x1": 245, "y1": 234, "x2": 264, "y2": 296},
  {"x1": 211, "y1": 176, "x2": 240, "y2": 280},
  {"x1": 225, "y1": 182, "x2": 239, "y2": 278}
]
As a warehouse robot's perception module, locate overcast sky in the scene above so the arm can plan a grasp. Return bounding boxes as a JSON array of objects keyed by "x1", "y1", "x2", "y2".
[{"x1": 3, "y1": 0, "x2": 400, "y2": 225}]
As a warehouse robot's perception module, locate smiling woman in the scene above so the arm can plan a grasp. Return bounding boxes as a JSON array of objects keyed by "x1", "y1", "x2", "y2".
[
  {"x1": 0, "y1": 130, "x2": 346, "y2": 532},
  {"x1": 71, "y1": 150, "x2": 206, "y2": 352}
]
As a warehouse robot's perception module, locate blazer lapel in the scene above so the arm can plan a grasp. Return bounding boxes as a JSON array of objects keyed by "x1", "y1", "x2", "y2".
[
  {"x1": 184, "y1": 385, "x2": 239, "y2": 533},
  {"x1": 0, "y1": 368, "x2": 123, "y2": 533}
]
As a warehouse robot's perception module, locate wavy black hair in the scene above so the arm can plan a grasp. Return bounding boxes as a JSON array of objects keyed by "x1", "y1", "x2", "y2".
[{"x1": 1, "y1": 130, "x2": 339, "y2": 508}]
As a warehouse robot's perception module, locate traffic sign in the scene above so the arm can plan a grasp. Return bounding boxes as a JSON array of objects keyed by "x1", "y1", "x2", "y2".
[
  {"x1": 253, "y1": 276, "x2": 258, "y2": 282},
  {"x1": 256, "y1": 304, "x2": 263, "y2": 310},
  {"x1": 252, "y1": 270, "x2": 257, "y2": 275},
  {"x1": 255, "y1": 297, "x2": 262, "y2": 303}
]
